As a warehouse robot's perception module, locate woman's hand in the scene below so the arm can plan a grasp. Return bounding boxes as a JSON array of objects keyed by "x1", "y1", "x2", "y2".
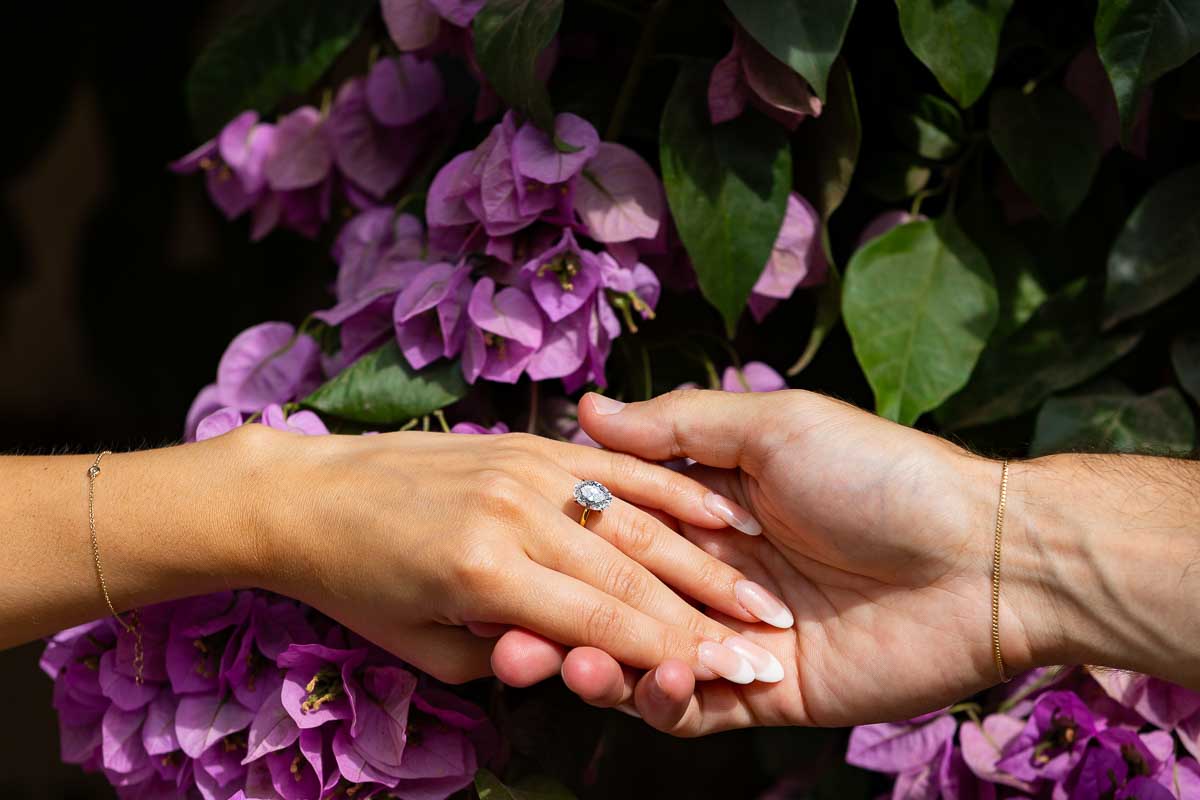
[
  {"x1": 492, "y1": 389, "x2": 1056, "y2": 732},
  {"x1": 243, "y1": 424, "x2": 791, "y2": 686}
]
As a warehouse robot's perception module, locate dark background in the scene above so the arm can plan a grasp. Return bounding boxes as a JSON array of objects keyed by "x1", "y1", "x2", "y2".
[{"x1": 0, "y1": 5, "x2": 333, "y2": 796}]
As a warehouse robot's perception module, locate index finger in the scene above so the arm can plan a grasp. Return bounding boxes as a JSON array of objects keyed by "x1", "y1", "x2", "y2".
[{"x1": 539, "y1": 437, "x2": 761, "y2": 534}]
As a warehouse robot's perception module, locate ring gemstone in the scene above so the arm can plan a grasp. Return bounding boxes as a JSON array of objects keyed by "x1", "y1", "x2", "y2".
[{"x1": 573, "y1": 480, "x2": 613, "y2": 512}]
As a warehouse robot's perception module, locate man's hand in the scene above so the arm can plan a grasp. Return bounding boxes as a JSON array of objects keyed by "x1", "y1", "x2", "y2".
[{"x1": 492, "y1": 389, "x2": 1054, "y2": 734}]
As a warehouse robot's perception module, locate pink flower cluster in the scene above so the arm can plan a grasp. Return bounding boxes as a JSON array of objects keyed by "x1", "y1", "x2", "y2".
[
  {"x1": 313, "y1": 109, "x2": 668, "y2": 389},
  {"x1": 847, "y1": 667, "x2": 1200, "y2": 799},
  {"x1": 41, "y1": 593, "x2": 496, "y2": 800},
  {"x1": 170, "y1": 54, "x2": 445, "y2": 240}
]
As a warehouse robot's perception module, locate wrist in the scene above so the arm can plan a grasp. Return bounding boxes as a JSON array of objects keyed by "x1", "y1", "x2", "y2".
[{"x1": 1000, "y1": 454, "x2": 1200, "y2": 685}]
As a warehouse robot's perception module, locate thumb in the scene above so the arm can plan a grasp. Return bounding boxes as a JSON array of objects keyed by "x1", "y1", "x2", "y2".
[{"x1": 579, "y1": 389, "x2": 777, "y2": 470}]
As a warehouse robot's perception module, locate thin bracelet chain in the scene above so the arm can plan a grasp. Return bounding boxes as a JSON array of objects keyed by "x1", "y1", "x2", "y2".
[
  {"x1": 88, "y1": 451, "x2": 144, "y2": 684},
  {"x1": 990, "y1": 459, "x2": 1011, "y2": 683}
]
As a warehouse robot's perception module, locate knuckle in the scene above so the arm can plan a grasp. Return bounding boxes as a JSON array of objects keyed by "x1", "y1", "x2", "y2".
[
  {"x1": 693, "y1": 556, "x2": 738, "y2": 595},
  {"x1": 452, "y1": 537, "x2": 510, "y2": 591},
  {"x1": 581, "y1": 602, "x2": 628, "y2": 647},
  {"x1": 609, "y1": 512, "x2": 659, "y2": 560},
  {"x1": 474, "y1": 470, "x2": 527, "y2": 518},
  {"x1": 601, "y1": 559, "x2": 652, "y2": 609}
]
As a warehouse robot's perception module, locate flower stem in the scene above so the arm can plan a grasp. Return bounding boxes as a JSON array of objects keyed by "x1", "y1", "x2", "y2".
[
  {"x1": 606, "y1": 0, "x2": 673, "y2": 141},
  {"x1": 526, "y1": 381, "x2": 540, "y2": 434}
]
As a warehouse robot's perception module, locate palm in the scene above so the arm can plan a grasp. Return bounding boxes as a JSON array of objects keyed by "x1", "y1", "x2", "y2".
[{"x1": 678, "y1": 398, "x2": 1004, "y2": 729}]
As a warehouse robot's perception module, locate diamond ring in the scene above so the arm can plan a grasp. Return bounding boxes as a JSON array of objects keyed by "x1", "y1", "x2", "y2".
[{"x1": 573, "y1": 480, "x2": 613, "y2": 526}]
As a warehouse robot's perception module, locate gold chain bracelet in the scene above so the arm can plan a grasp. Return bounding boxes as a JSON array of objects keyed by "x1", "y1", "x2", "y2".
[
  {"x1": 990, "y1": 459, "x2": 1011, "y2": 683},
  {"x1": 88, "y1": 451, "x2": 144, "y2": 684}
]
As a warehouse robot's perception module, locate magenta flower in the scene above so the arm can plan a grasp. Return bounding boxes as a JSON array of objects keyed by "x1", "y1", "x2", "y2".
[
  {"x1": 381, "y1": 0, "x2": 485, "y2": 52},
  {"x1": 722, "y1": 362, "x2": 786, "y2": 392},
  {"x1": 392, "y1": 261, "x2": 473, "y2": 370},
  {"x1": 524, "y1": 229, "x2": 603, "y2": 322},
  {"x1": 331, "y1": 208, "x2": 426, "y2": 302},
  {"x1": 708, "y1": 26, "x2": 822, "y2": 130},
  {"x1": 328, "y1": 56, "x2": 444, "y2": 200},
  {"x1": 996, "y1": 691, "x2": 1099, "y2": 782},
  {"x1": 462, "y1": 277, "x2": 544, "y2": 383},
  {"x1": 845, "y1": 713, "x2": 957, "y2": 775},
  {"x1": 450, "y1": 421, "x2": 510, "y2": 434},
  {"x1": 185, "y1": 322, "x2": 321, "y2": 439},
  {"x1": 170, "y1": 111, "x2": 274, "y2": 221},
  {"x1": 278, "y1": 643, "x2": 368, "y2": 731},
  {"x1": 573, "y1": 142, "x2": 664, "y2": 243},
  {"x1": 748, "y1": 193, "x2": 827, "y2": 322}
]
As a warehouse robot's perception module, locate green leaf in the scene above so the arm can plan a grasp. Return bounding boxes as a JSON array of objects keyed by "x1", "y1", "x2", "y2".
[
  {"x1": 957, "y1": 186, "x2": 1048, "y2": 339},
  {"x1": 1096, "y1": 0, "x2": 1200, "y2": 142},
  {"x1": 1102, "y1": 162, "x2": 1200, "y2": 328},
  {"x1": 301, "y1": 341, "x2": 467, "y2": 425},
  {"x1": 896, "y1": 0, "x2": 1014, "y2": 108},
  {"x1": 938, "y1": 280, "x2": 1143, "y2": 429},
  {"x1": 793, "y1": 61, "x2": 861, "y2": 222},
  {"x1": 1031, "y1": 387, "x2": 1195, "y2": 456},
  {"x1": 890, "y1": 93, "x2": 965, "y2": 161},
  {"x1": 842, "y1": 218, "x2": 998, "y2": 426},
  {"x1": 723, "y1": 0, "x2": 858, "y2": 99},
  {"x1": 988, "y1": 87, "x2": 1101, "y2": 223},
  {"x1": 186, "y1": 0, "x2": 376, "y2": 137},
  {"x1": 1171, "y1": 330, "x2": 1200, "y2": 404},
  {"x1": 660, "y1": 63, "x2": 792, "y2": 336},
  {"x1": 475, "y1": 770, "x2": 576, "y2": 800},
  {"x1": 473, "y1": 0, "x2": 564, "y2": 132}
]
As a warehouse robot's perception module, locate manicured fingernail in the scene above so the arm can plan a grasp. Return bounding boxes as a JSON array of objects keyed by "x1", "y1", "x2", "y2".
[
  {"x1": 724, "y1": 636, "x2": 785, "y2": 683},
  {"x1": 590, "y1": 394, "x2": 626, "y2": 415},
  {"x1": 698, "y1": 641, "x2": 754, "y2": 685},
  {"x1": 703, "y1": 493, "x2": 762, "y2": 535},
  {"x1": 736, "y1": 580, "x2": 794, "y2": 629}
]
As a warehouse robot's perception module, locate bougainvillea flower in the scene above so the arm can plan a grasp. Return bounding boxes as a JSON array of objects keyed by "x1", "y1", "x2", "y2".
[
  {"x1": 845, "y1": 713, "x2": 957, "y2": 774},
  {"x1": 331, "y1": 208, "x2": 425, "y2": 303},
  {"x1": 511, "y1": 113, "x2": 599, "y2": 185},
  {"x1": 708, "y1": 27, "x2": 822, "y2": 130},
  {"x1": 341, "y1": 665, "x2": 418, "y2": 779},
  {"x1": 278, "y1": 644, "x2": 368, "y2": 731},
  {"x1": 216, "y1": 322, "x2": 322, "y2": 412},
  {"x1": 462, "y1": 278, "x2": 543, "y2": 383},
  {"x1": 1064, "y1": 45, "x2": 1150, "y2": 158},
  {"x1": 260, "y1": 404, "x2": 330, "y2": 436},
  {"x1": 263, "y1": 107, "x2": 333, "y2": 191},
  {"x1": 383, "y1": 688, "x2": 499, "y2": 798},
  {"x1": 328, "y1": 78, "x2": 423, "y2": 200},
  {"x1": 748, "y1": 193, "x2": 827, "y2": 322},
  {"x1": 450, "y1": 421, "x2": 510, "y2": 434},
  {"x1": 959, "y1": 713, "x2": 1039, "y2": 792},
  {"x1": 366, "y1": 54, "x2": 444, "y2": 127},
  {"x1": 392, "y1": 261, "x2": 473, "y2": 369},
  {"x1": 997, "y1": 691, "x2": 1099, "y2": 782},
  {"x1": 524, "y1": 229, "x2": 602, "y2": 321},
  {"x1": 722, "y1": 362, "x2": 786, "y2": 393},
  {"x1": 574, "y1": 142, "x2": 664, "y2": 243},
  {"x1": 382, "y1": 0, "x2": 485, "y2": 51},
  {"x1": 1091, "y1": 669, "x2": 1200, "y2": 730},
  {"x1": 166, "y1": 592, "x2": 253, "y2": 695}
]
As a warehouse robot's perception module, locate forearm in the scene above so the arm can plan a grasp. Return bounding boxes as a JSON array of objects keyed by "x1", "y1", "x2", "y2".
[
  {"x1": 0, "y1": 430, "x2": 264, "y2": 648},
  {"x1": 1005, "y1": 453, "x2": 1200, "y2": 687}
]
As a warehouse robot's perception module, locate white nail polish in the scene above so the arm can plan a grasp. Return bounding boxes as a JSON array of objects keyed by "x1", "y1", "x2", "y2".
[
  {"x1": 703, "y1": 493, "x2": 763, "y2": 535},
  {"x1": 698, "y1": 641, "x2": 755, "y2": 685},
  {"x1": 725, "y1": 636, "x2": 785, "y2": 684}
]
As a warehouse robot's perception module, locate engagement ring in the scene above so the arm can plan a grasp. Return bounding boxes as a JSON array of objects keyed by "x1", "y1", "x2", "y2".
[{"x1": 573, "y1": 480, "x2": 613, "y2": 526}]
